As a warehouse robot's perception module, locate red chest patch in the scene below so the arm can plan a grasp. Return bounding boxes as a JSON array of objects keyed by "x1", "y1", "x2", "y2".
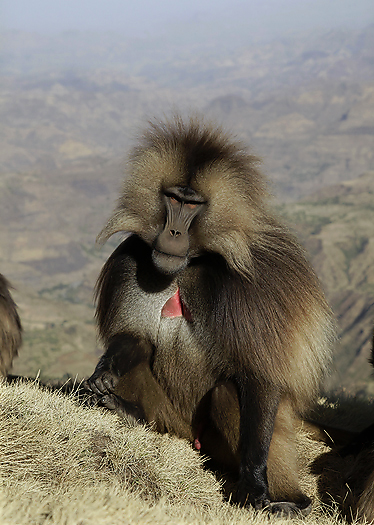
[{"x1": 161, "y1": 288, "x2": 192, "y2": 321}]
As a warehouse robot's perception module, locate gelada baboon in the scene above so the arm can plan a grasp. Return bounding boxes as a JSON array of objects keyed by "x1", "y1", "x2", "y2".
[
  {"x1": 86, "y1": 116, "x2": 334, "y2": 516},
  {"x1": 0, "y1": 274, "x2": 22, "y2": 376}
]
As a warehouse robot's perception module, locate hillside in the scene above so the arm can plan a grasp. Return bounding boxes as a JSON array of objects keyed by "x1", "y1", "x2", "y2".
[
  {"x1": 0, "y1": 25, "x2": 373, "y2": 389},
  {"x1": 0, "y1": 378, "x2": 366, "y2": 524},
  {"x1": 281, "y1": 171, "x2": 374, "y2": 391},
  {"x1": 0, "y1": 159, "x2": 121, "y2": 380}
]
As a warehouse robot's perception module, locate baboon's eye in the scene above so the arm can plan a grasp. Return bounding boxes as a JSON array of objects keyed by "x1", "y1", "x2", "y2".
[{"x1": 186, "y1": 203, "x2": 197, "y2": 210}]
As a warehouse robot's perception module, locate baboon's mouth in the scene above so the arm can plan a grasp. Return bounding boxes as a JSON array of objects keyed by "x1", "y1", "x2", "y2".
[{"x1": 152, "y1": 249, "x2": 188, "y2": 275}]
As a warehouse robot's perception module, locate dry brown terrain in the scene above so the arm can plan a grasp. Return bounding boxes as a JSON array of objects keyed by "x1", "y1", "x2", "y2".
[
  {"x1": 282, "y1": 171, "x2": 374, "y2": 392},
  {"x1": 0, "y1": 378, "x2": 369, "y2": 525},
  {"x1": 0, "y1": 25, "x2": 373, "y2": 390}
]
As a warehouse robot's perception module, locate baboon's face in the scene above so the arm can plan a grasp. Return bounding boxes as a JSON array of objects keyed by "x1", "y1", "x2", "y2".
[{"x1": 152, "y1": 186, "x2": 206, "y2": 274}]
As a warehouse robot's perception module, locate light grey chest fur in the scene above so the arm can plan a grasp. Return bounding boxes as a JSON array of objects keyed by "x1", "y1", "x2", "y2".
[{"x1": 118, "y1": 278, "x2": 215, "y2": 415}]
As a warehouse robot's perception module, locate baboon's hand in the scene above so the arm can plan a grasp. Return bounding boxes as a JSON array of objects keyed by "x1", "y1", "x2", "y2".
[
  {"x1": 85, "y1": 370, "x2": 120, "y2": 396},
  {"x1": 99, "y1": 394, "x2": 146, "y2": 422},
  {"x1": 81, "y1": 378, "x2": 146, "y2": 423}
]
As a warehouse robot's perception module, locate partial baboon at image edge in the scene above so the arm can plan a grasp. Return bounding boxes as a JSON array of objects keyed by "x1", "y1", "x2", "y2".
[
  {"x1": 0, "y1": 274, "x2": 22, "y2": 377},
  {"x1": 85, "y1": 115, "x2": 336, "y2": 517}
]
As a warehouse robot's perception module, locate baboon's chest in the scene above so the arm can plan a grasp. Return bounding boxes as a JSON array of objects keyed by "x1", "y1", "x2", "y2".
[
  {"x1": 124, "y1": 273, "x2": 217, "y2": 419},
  {"x1": 152, "y1": 316, "x2": 215, "y2": 421}
]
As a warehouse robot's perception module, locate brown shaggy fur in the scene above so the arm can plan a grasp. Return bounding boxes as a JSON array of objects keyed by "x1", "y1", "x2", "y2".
[{"x1": 0, "y1": 274, "x2": 22, "y2": 376}]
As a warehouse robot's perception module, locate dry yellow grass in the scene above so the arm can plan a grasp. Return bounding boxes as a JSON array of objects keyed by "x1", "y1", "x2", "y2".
[{"x1": 0, "y1": 379, "x2": 362, "y2": 525}]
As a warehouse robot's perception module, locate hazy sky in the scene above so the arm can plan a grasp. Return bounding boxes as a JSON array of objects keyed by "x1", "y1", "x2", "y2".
[{"x1": 1, "y1": 0, "x2": 373, "y2": 38}]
